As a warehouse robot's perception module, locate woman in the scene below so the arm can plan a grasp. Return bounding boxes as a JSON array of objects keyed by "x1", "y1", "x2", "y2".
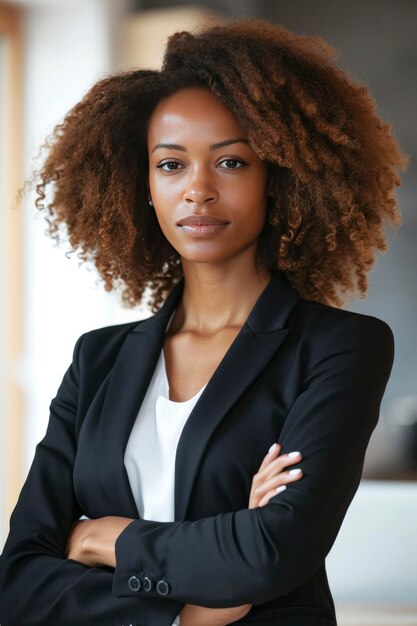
[{"x1": 0, "y1": 17, "x2": 408, "y2": 626}]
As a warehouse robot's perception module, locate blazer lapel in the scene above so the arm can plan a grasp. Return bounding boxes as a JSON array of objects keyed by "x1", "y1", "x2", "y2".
[
  {"x1": 97, "y1": 280, "x2": 184, "y2": 518},
  {"x1": 97, "y1": 271, "x2": 300, "y2": 520}
]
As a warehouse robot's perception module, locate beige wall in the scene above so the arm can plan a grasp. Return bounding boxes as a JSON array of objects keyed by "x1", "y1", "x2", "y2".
[
  {"x1": 0, "y1": 3, "x2": 24, "y2": 541},
  {"x1": 121, "y1": 6, "x2": 225, "y2": 70}
]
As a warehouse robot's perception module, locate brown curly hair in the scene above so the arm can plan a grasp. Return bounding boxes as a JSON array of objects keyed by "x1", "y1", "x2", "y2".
[{"x1": 20, "y1": 17, "x2": 409, "y2": 313}]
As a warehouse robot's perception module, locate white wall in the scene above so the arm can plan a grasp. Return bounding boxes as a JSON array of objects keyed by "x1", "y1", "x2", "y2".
[
  {"x1": 17, "y1": 0, "x2": 143, "y2": 476},
  {"x1": 328, "y1": 480, "x2": 417, "y2": 606}
]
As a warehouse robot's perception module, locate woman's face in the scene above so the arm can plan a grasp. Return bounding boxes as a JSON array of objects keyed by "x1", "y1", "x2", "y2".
[{"x1": 147, "y1": 87, "x2": 269, "y2": 268}]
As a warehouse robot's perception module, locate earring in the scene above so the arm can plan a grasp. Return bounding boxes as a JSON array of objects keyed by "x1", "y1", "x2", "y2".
[{"x1": 148, "y1": 198, "x2": 153, "y2": 207}]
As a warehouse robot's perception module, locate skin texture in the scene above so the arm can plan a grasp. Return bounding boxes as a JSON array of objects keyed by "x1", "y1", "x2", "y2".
[
  {"x1": 147, "y1": 87, "x2": 273, "y2": 402},
  {"x1": 65, "y1": 515, "x2": 132, "y2": 569},
  {"x1": 147, "y1": 86, "x2": 271, "y2": 338}
]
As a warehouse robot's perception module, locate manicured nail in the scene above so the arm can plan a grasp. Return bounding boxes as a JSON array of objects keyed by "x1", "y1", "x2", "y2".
[
  {"x1": 288, "y1": 451, "x2": 300, "y2": 458},
  {"x1": 275, "y1": 485, "x2": 287, "y2": 493},
  {"x1": 289, "y1": 468, "x2": 302, "y2": 475},
  {"x1": 268, "y1": 443, "x2": 278, "y2": 453}
]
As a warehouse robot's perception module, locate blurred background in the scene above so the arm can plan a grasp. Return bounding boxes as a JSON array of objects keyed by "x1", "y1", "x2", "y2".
[{"x1": 1, "y1": 0, "x2": 416, "y2": 624}]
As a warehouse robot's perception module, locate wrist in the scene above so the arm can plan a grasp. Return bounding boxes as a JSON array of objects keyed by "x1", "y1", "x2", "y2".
[
  {"x1": 81, "y1": 531, "x2": 100, "y2": 566},
  {"x1": 82, "y1": 525, "x2": 113, "y2": 568}
]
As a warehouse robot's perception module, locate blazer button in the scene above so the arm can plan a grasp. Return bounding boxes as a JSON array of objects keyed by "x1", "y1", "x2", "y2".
[
  {"x1": 156, "y1": 579, "x2": 171, "y2": 595},
  {"x1": 128, "y1": 575, "x2": 141, "y2": 592},
  {"x1": 143, "y1": 576, "x2": 154, "y2": 592}
]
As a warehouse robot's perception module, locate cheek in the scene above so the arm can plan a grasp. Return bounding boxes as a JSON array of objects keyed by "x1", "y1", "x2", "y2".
[
  {"x1": 149, "y1": 177, "x2": 184, "y2": 213},
  {"x1": 152, "y1": 205, "x2": 173, "y2": 235},
  {"x1": 148, "y1": 170, "x2": 161, "y2": 198},
  {"x1": 228, "y1": 180, "x2": 268, "y2": 224}
]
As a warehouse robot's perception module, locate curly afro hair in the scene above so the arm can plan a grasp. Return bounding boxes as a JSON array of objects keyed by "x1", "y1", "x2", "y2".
[{"x1": 21, "y1": 17, "x2": 409, "y2": 313}]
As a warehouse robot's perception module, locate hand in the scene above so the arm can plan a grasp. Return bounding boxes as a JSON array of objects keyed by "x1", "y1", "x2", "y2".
[
  {"x1": 65, "y1": 516, "x2": 134, "y2": 568},
  {"x1": 248, "y1": 443, "x2": 303, "y2": 508},
  {"x1": 178, "y1": 444, "x2": 304, "y2": 624},
  {"x1": 179, "y1": 602, "x2": 252, "y2": 626}
]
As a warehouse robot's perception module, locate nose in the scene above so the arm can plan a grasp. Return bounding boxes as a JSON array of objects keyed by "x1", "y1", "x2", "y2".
[{"x1": 183, "y1": 176, "x2": 218, "y2": 206}]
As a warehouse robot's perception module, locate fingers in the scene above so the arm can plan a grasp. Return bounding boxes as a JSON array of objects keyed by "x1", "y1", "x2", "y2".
[
  {"x1": 257, "y1": 442, "x2": 281, "y2": 472},
  {"x1": 259, "y1": 450, "x2": 303, "y2": 483},
  {"x1": 259, "y1": 485, "x2": 287, "y2": 507},
  {"x1": 257, "y1": 445, "x2": 303, "y2": 480},
  {"x1": 249, "y1": 443, "x2": 304, "y2": 510},
  {"x1": 254, "y1": 466, "x2": 303, "y2": 500}
]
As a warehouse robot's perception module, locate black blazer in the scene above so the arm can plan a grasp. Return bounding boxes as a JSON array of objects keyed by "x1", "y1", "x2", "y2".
[{"x1": 0, "y1": 271, "x2": 394, "y2": 626}]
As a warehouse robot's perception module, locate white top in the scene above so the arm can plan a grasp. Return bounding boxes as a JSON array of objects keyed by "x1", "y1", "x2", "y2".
[{"x1": 124, "y1": 309, "x2": 207, "y2": 626}]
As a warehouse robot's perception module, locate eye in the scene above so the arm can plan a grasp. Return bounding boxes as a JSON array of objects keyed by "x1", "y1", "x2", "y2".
[
  {"x1": 156, "y1": 160, "x2": 183, "y2": 172},
  {"x1": 218, "y1": 158, "x2": 246, "y2": 169}
]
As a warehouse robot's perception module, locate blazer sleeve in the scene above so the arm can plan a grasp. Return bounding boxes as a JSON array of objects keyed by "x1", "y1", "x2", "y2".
[
  {"x1": 112, "y1": 313, "x2": 394, "y2": 607},
  {"x1": 0, "y1": 334, "x2": 184, "y2": 626}
]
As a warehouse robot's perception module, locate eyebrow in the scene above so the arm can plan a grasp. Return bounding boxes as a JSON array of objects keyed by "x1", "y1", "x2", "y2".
[{"x1": 151, "y1": 137, "x2": 249, "y2": 154}]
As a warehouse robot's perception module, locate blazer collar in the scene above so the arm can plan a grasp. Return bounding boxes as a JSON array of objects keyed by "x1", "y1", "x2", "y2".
[{"x1": 97, "y1": 270, "x2": 300, "y2": 521}]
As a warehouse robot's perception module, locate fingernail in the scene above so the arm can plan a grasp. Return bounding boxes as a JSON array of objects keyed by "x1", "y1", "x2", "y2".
[
  {"x1": 288, "y1": 451, "x2": 300, "y2": 458},
  {"x1": 289, "y1": 468, "x2": 302, "y2": 475},
  {"x1": 275, "y1": 485, "x2": 287, "y2": 493},
  {"x1": 268, "y1": 443, "x2": 278, "y2": 453}
]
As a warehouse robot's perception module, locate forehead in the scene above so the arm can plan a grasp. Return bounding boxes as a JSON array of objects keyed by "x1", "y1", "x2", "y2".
[{"x1": 147, "y1": 87, "x2": 245, "y2": 142}]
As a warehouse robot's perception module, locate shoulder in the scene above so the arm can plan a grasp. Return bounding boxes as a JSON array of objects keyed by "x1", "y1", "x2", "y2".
[
  {"x1": 80, "y1": 318, "x2": 142, "y2": 341},
  {"x1": 291, "y1": 297, "x2": 393, "y2": 338},
  {"x1": 72, "y1": 317, "x2": 150, "y2": 365},
  {"x1": 289, "y1": 297, "x2": 394, "y2": 362}
]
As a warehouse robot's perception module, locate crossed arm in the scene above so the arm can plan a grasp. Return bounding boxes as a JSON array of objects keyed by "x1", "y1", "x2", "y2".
[
  {"x1": 0, "y1": 314, "x2": 394, "y2": 625},
  {"x1": 64, "y1": 439, "x2": 301, "y2": 626}
]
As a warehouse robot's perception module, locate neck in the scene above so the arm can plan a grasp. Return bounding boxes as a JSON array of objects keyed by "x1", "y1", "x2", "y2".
[{"x1": 169, "y1": 262, "x2": 272, "y2": 336}]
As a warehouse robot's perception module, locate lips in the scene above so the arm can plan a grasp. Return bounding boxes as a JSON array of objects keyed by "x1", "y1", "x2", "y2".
[{"x1": 177, "y1": 214, "x2": 229, "y2": 226}]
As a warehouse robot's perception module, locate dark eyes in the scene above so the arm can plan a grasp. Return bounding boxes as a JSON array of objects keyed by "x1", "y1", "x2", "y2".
[
  {"x1": 156, "y1": 158, "x2": 246, "y2": 172},
  {"x1": 220, "y1": 159, "x2": 245, "y2": 170},
  {"x1": 156, "y1": 161, "x2": 182, "y2": 172}
]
